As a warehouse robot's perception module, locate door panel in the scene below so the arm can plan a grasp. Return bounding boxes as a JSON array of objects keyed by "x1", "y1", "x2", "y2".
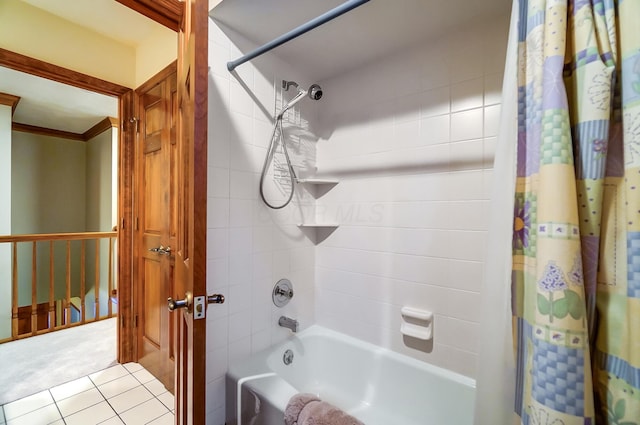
[
  {"x1": 135, "y1": 65, "x2": 177, "y2": 393},
  {"x1": 143, "y1": 260, "x2": 161, "y2": 345}
]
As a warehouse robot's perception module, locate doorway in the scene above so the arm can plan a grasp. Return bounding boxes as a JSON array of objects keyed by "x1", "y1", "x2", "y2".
[{"x1": 0, "y1": 51, "x2": 125, "y2": 404}]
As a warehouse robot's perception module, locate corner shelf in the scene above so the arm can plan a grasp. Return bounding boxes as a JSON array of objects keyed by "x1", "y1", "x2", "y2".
[
  {"x1": 297, "y1": 223, "x2": 339, "y2": 244},
  {"x1": 296, "y1": 178, "x2": 339, "y2": 185},
  {"x1": 297, "y1": 223, "x2": 339, "y2": 229},
  {"x1": 297, "y1": 178, "x2": 339, "y2": 199}
]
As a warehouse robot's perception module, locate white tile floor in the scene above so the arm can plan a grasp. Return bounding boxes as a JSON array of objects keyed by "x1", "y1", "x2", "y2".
[{"x1": 0, "y1": 363, "x2": 174, "y2": 425}]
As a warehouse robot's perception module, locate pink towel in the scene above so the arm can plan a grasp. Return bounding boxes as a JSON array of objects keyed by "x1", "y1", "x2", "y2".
[{"x1": 284, "y1": 393, "x2": 364, "y2": 425}]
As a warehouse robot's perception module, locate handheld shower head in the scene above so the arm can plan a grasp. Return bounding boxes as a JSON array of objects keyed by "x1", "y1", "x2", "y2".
[
  {"x1": 276, "y1": 83, "x2": 323, "y2": 119},
  {"x1": 308, "y1": 84, "x2": 323, "y2": 100}
]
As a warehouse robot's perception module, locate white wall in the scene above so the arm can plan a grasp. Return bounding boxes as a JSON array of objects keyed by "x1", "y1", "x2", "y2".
[
  {"x1": 206, "y1": 20, "x2": 319, "y2": 424},
  {"x1": 313, "y1": 15, "x2": 510, "y2": 378},
  {"x1": 0, "y1": 105, "x2": 12, "y2": 339}
]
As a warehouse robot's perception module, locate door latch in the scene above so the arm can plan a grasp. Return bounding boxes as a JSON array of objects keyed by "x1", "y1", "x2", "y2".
[
  {"x1": 193, "y1": 294, "x2": 225, "y2": 320},
  {"x1": 194, "y1": 296, "x2": 205, "y2": 319}
]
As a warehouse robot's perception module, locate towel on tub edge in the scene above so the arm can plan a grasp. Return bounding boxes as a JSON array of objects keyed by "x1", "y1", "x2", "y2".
[{"x1": 284, "y1": 393, "x2": 364, "y2": 425}]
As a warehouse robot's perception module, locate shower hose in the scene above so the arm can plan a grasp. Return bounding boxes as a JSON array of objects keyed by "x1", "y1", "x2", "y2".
[{"x1": 259, "y1": 115, "x2": 298, "y2": 209}]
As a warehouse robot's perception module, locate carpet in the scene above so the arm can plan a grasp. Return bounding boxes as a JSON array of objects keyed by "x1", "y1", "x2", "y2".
[{"x1": 0, "y1": 317, "x2": 117, "y2": 405}]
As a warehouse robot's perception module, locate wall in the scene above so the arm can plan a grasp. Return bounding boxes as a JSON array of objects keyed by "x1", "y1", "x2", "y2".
[
  {"x1": 11, "y1": 131, "x2": 87, "y2": 305},
  {"x1": 86, "y1": 129, "x2": 114, "y2": 232},
  {"x1": 135, "y1": 26, "x2": 177, "y2": 87},
  {"x1": 0, "y1": 0, "x2": 136, "y2": 88},
  {"x1": 0, "y1": 0, "x2": 177, "y2": 89},
  {"x1": 11, "y1": 132, "x2": 87, "y2": 235},
  {"x1": 0, "y1": 105, "x2": 12, "y2": 339},
  {"x1": 85, "y1": 129, "x2": 116, "y2": 317},
  {"x1": 206, "y1": 20, "x2": 319, "y2": 424},
  {"x1": 313, "y1": 15, "x2": 510, "y2": 378}
]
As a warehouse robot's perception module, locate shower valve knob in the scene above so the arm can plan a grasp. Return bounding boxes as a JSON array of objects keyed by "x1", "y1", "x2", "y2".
[
  {"x1": 276, "y1": 287, "x2": 293, "y2": 298},
  {"x1": 272, "y1": 279, "x2": 294, "y2": 307}
]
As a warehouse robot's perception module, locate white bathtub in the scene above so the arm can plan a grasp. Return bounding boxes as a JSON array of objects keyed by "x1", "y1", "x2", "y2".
[{"x1": 225, "y1": 325, "x2": 475, "y2": 425}]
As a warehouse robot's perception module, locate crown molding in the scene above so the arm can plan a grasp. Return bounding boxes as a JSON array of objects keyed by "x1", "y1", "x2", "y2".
[
  {"x1": 0, "y1": 92, "x2": 21, "y2": 116},
  {"x1": 83, "y1": 117, "x2": 118, "y2": 140}
]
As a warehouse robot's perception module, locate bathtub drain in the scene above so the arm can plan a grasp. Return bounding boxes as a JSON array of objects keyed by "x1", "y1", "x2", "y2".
[{"x1": 283, "y1": 349, "x2": 294, "y2": 365}]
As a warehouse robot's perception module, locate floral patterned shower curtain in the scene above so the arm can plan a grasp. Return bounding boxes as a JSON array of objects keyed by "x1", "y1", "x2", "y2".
[{"x1": 512, "y1": 0, "x2": 640, "y2": 423}]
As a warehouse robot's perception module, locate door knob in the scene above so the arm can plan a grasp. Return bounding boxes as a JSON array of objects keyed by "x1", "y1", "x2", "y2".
[
  {"x1": 149, "y1": 246, "x2": 172, "y2": 255},
  {"x1": 168, "y1": 292, "x2": 192, "y2": 311}
]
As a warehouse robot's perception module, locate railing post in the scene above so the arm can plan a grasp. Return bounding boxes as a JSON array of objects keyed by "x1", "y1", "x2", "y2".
[
  {"x1": 81, "y1": 240, "x2": 86, "y2": 324},
  {"x1": 95, "y1": 239, "x2": 100, "y2": 320},
  {"x1": 31, "y1": 241, "x2": 37, "y2": 336},
  {"x1": 108, "y1": 237, "x2": 113, "y2": 317},
  {"x1": 49, "y1": 241, "x2": 55, "y2": 329},
  {"x1": 11, "y1": 242, "x2": 18, "y2": 338},
  {"x1": 65, "y1": 240, "x2": 71, "y2": 327}
]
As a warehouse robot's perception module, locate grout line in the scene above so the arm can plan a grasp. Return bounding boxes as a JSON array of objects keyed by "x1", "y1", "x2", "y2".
[
  {"x1": 130, "y1": 370, "x2": 175, "y2": 412},
  {"x1": 48, "y1": 389, "x2": 66, "y2": 424}
]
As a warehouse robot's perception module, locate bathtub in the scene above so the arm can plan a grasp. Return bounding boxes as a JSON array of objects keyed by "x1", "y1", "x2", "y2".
[{"x1": 225, "y1": 325, "x2": 475, "y2": 425}]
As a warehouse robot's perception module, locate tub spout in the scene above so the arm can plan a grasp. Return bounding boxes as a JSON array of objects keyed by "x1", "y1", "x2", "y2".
[{"x1": 278, "y1": 316, "x2": 299, "y2": 332}]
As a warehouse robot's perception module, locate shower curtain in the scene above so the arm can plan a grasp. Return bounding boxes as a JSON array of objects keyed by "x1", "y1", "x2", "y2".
[{"x1": 511, "y1": 0, "x2": 640, "y2": 424}]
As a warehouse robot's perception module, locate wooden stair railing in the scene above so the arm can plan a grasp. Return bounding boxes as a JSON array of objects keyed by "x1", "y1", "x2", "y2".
[{"x1": 0, "y1": 232, "x2": 117, "y2": 343}]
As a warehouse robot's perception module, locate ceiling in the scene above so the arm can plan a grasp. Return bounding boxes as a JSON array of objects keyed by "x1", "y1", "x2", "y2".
[
  {"x1": 0, "y1": 66, "x2": 118, "y2": 134},
  {"x1": 20, "y1": 0, "x2": 161, "y2": 47},
  {"x1": 211, "y1": 0, "x2": 512, "y2": 81},
  {"x1": 3, "y1": 0, "x2": 161, "y2": 134}
]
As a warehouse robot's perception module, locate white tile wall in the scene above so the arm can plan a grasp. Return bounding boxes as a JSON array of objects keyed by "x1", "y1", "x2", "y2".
[
  {"x1": 314, "y1": 15, "x2": 510, "y2": 379},
  {"x1": 206, "y1": 19, "x2": 318, "y2": 425},
  {"x1": 207, "y1": 11, "x2": 509, "y2": 424}
]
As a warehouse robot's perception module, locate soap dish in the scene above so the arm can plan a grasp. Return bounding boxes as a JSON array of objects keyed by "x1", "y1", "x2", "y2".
[{"x1": 400, "y1": 306, "x2": 433, "y2": 341}]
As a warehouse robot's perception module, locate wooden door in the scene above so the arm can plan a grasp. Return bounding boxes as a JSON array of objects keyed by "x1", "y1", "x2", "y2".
[
  {"x1": 173, "y1": 0, "x2": 209, "y2": 423},
  {"x1": 135, "y1": 64, "x2": 178, "y2": 392}
]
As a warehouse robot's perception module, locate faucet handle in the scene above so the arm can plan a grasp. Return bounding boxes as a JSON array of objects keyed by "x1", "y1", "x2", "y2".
[
  {"x1": 272, "y1": 279, "x2": 294, "y2": 307},
  {"x1": 275, "y1": 287, "x2": 294, "y2": 298}
]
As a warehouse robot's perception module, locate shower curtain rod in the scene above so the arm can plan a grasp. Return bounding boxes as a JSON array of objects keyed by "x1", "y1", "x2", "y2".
[{"x1": 226, "y1": 0, "x2": 370, "y2": 72}]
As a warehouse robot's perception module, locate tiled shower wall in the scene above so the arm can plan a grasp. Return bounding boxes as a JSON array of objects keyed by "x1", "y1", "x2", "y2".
[
  {"x1": 205, "y1": 20, "x2": 319, "y2": 424},
  {"x1": 313, "y1": 15, "x2": 510, "y2": 378}
]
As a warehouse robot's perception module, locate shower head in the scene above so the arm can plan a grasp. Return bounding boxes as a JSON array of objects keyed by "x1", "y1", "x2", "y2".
[{"x1": 308, "y1": 84, "x2": 323, "y2": 100}]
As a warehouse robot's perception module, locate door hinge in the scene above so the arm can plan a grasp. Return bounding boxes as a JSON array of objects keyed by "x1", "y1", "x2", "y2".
[
  {"x1": 121, "y1": 217, "x2": 125, "y2": 230},
  {"x1": 130, "y1": 117, "x2": 139, "y2": 133},
  {"x1": 134, "y1": 315, "x2": 138, "y2": 328},
  {"x1": 135, "y1": 217, "x2": 139, "y2": 231}
]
